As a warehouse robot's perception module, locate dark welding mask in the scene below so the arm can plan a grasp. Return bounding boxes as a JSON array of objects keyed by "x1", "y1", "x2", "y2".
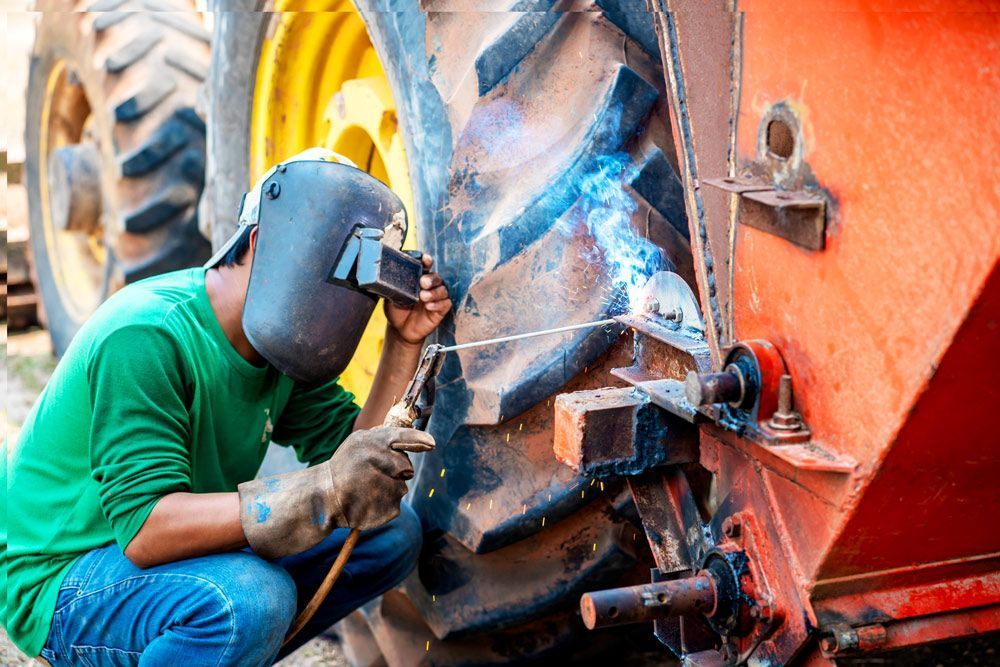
[{"x1": 205, "y1": 149, "x2": 423, "y2": 385}]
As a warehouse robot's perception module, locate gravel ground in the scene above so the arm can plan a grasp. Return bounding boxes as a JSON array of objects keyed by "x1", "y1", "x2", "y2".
[{"x1": 2, "y1": 328, "x2": 347, "y2": 666}]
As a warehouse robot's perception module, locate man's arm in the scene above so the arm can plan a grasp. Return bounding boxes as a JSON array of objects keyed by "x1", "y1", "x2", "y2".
[
  {"x1": 353, "y1": 329, "x2": 423, "y2": 430},
  {"x1": 123, "y1": 259, "x2": 451, "y2": 568},
  {"x1": 125, "y1": 492, "x2": 245, "y2": 568},
  {"x1": 354, "y1": 254, "x2": 452, "y2": 430}
]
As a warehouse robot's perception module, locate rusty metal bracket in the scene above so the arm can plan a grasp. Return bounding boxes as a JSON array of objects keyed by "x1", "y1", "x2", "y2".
[
  {"x1": 704, "y1": 177, "x2": 827, "y2": 251},
  {"x1": 553, "y1": 386, "x2": 699, "y2": 477}
]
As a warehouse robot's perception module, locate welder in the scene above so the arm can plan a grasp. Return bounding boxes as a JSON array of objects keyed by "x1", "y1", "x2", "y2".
[{"x1": 2, "y1": 149, "x2": 453, "y2": 665}]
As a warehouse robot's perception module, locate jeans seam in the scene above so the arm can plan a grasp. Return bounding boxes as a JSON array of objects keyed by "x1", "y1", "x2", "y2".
[
  {"x1": 54, "y1": 572, "x2": 238, "y2": 665},
  {"x1": 57, "y1": 607, "x2": 69, "y2": 665},
  {"x1": 73, "y1": 645, "x2": 143, "y2": 656},
  {"x1": 62, "y1": 547, "x2": 107, "y2": 591}
]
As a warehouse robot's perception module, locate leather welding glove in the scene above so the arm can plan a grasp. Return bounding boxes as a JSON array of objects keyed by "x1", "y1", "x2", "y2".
[{"x1": 238, "y1": 426, "x2": 435, "y2": 559}]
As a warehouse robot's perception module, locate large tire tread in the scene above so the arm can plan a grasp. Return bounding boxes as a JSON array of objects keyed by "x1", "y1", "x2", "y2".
[{"x1": 26, "y1": 0, "x2": 211, "y2": 354}]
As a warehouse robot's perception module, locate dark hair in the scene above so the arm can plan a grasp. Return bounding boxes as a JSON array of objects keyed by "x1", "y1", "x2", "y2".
[{"x1": 216, "y1": 224, "x2": 255, "y2": 267}]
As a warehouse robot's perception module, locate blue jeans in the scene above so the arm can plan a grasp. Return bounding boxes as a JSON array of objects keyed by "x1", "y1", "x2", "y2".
[{"x1": 39, "y1": 504, "x2": 421, "y2": 666}]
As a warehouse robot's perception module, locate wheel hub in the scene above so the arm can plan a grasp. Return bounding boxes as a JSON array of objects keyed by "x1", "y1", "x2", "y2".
[{"x1": 48, "y1": 143, "x2": 103, "y2": 234}]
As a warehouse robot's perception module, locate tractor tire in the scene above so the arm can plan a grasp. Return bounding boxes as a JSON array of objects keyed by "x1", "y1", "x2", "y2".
[
  {"x1": 25, "y1": 0, "x2": 211, "y2": 354},
  {"x1": 205, "y1": 2, "x2": 690, "y2": 663}
]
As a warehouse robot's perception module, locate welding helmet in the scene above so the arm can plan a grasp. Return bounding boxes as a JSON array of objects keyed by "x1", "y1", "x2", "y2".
[{"x1": 206, "y1": 148, "x2": 419, "y2": 386}]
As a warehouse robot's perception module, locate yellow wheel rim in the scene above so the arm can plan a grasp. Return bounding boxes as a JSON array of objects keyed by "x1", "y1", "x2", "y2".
[
  {"x1": 39, "y1": 61, "x2": 110, "y2": 323},
  {"x1": 251, "y1": 0, "x2": 415, "y2": 402}
]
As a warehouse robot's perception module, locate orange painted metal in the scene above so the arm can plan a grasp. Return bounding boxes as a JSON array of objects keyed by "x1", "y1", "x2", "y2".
[
  {"x1": 731, "y1": 2, "x2": 1000, "y2": 578},
  {"x1": 634, "y1": 2, "x2": 1000, "y2": 661}
]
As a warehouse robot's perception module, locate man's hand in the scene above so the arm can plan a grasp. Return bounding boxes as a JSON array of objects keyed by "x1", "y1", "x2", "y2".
[
  {"x1": 238, "y1": 427, "x2": 434, "y2": 559},
  {"x1": 385, "y1": 254, "x2": 452, "y2": 345}
]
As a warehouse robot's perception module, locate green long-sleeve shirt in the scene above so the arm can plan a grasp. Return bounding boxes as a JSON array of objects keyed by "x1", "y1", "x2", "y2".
[{"x1": 1, "y1": 268, "x2": 360, "y2": 657}]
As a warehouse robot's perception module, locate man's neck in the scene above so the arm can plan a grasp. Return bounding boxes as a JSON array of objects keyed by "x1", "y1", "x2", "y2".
[{"x1": 204, "y1": 266, "x2": 266, "y2": 366}]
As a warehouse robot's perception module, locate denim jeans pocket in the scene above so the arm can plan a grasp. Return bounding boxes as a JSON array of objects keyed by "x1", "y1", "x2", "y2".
[
  {"x1": 71, "y1": 645, "x2": 141, "y2": 667},
  {"x1": 39, "y1": 646, "x2": 58, "y2": 666}
]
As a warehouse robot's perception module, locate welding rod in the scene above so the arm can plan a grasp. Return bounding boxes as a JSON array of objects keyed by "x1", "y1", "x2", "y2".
[{"x1": 439, "y1": 318, "x2": 619, "y2": 352}]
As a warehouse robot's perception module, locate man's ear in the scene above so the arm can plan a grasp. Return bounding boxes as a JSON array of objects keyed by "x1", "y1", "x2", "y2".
[{"x1": 248, "y1": 225, "x2": 259, "y2": 254}]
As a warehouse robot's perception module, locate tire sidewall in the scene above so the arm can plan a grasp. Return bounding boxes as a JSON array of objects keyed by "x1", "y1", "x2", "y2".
[{"x1": 25, "y1": 10, "x2": 111, "y2": 354}]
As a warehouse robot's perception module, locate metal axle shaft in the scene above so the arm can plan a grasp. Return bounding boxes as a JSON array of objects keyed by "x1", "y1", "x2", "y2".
[{"x1": 580, "y1": 575, "x2": 718, "y2": 630}]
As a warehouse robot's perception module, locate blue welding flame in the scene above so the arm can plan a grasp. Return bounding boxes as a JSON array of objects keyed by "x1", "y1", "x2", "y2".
[{"x1": 562, "y1": 153, "x2": 666, "y2": 312}]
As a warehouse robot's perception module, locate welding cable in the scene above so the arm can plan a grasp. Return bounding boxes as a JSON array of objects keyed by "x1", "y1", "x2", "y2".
[{"x1": 282, "y1": 528, "x2": 361, "y2": 646}]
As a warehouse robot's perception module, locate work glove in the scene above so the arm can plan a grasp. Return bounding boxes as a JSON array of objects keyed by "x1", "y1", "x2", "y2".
[{"x1": 238, "y1": 426, "x2": 435, "y2": 559}]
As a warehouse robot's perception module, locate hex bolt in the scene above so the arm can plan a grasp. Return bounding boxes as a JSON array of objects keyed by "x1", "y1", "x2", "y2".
[
  {"x1": 662, "y1": 308, "x2": 683, "y2": 323},
  {"x1": 768, "y1": 374, "x2": 803, "y2": 431},
  {"x1": 685, "y1": 366, "x2": 744, "y2": 406}
]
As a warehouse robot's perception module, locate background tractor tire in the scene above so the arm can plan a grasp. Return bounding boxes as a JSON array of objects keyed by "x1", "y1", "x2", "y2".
[
  {"x1": 25, "y1": 0, "x2": 211, "y2": 354},
  {"x1": 206, "y1": 1, "x2": 691, "y2": 663}
]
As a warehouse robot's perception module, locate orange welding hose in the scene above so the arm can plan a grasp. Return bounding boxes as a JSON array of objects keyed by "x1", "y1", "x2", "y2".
[{"x1": 282, "y1": 527, "x2": 361, "y2": 647}]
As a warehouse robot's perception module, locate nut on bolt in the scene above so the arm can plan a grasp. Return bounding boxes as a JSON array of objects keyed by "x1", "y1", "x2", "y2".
[{"x1": 768, "y1": 374, "x2": 803, "y2": 431}]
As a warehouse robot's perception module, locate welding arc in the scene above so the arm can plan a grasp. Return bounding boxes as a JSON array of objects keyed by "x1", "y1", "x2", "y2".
[{"x1": 439, "y1": 318, "x2": 619, "y2": 352}]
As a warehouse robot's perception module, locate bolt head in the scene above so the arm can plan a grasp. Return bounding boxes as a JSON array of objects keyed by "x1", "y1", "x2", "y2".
[{"x1": 265, "y1": 181, "x2": 281, "y2": 199}]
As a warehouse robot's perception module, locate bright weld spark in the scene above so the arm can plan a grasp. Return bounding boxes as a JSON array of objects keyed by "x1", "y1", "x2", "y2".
[
  {"x1": 554, "y1": 152, "x2": 667, "y2": 309},
  {"x1": 522, "y1": 504, "x2": 526, "y2": 515},
  {"x1": 593, "y1": 543, "x2": 597, "y2": 552},
  {"x1": 506, "y1": 433, "x2": 510, "y2": 442},
  {"x1": 466, "y1": 502, "x2": 471, "y2": 510},
  {"x1": 428, "y1": 488, "x2": 435, "y2": 498},
  {"x1": 425, "y1": 641, "x2": 430, "y2": 651},
  {"x1": 440, "y1": 468, "x2": 446, "y2": 477},
  {"x1": 600, "y1": 482, "x2": 604, "y2": 491},
  {"x1": 489, "y1": 499, "x2": 493, "y2": 509},
  {"x1": 590, "y1": 478, "x2": 596, "y2": 486},
  {"x1": 542, "y1": 517, "x2": 546, "y2": 526}
]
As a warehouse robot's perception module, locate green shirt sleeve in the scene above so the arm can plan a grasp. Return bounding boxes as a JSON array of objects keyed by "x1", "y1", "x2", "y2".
[
  {"x1": 272, "y1": 378, "x2": 361, "y2": 467},
  {"x1": 87, "y1": 324, "x2": 193, "y2": 550}
]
